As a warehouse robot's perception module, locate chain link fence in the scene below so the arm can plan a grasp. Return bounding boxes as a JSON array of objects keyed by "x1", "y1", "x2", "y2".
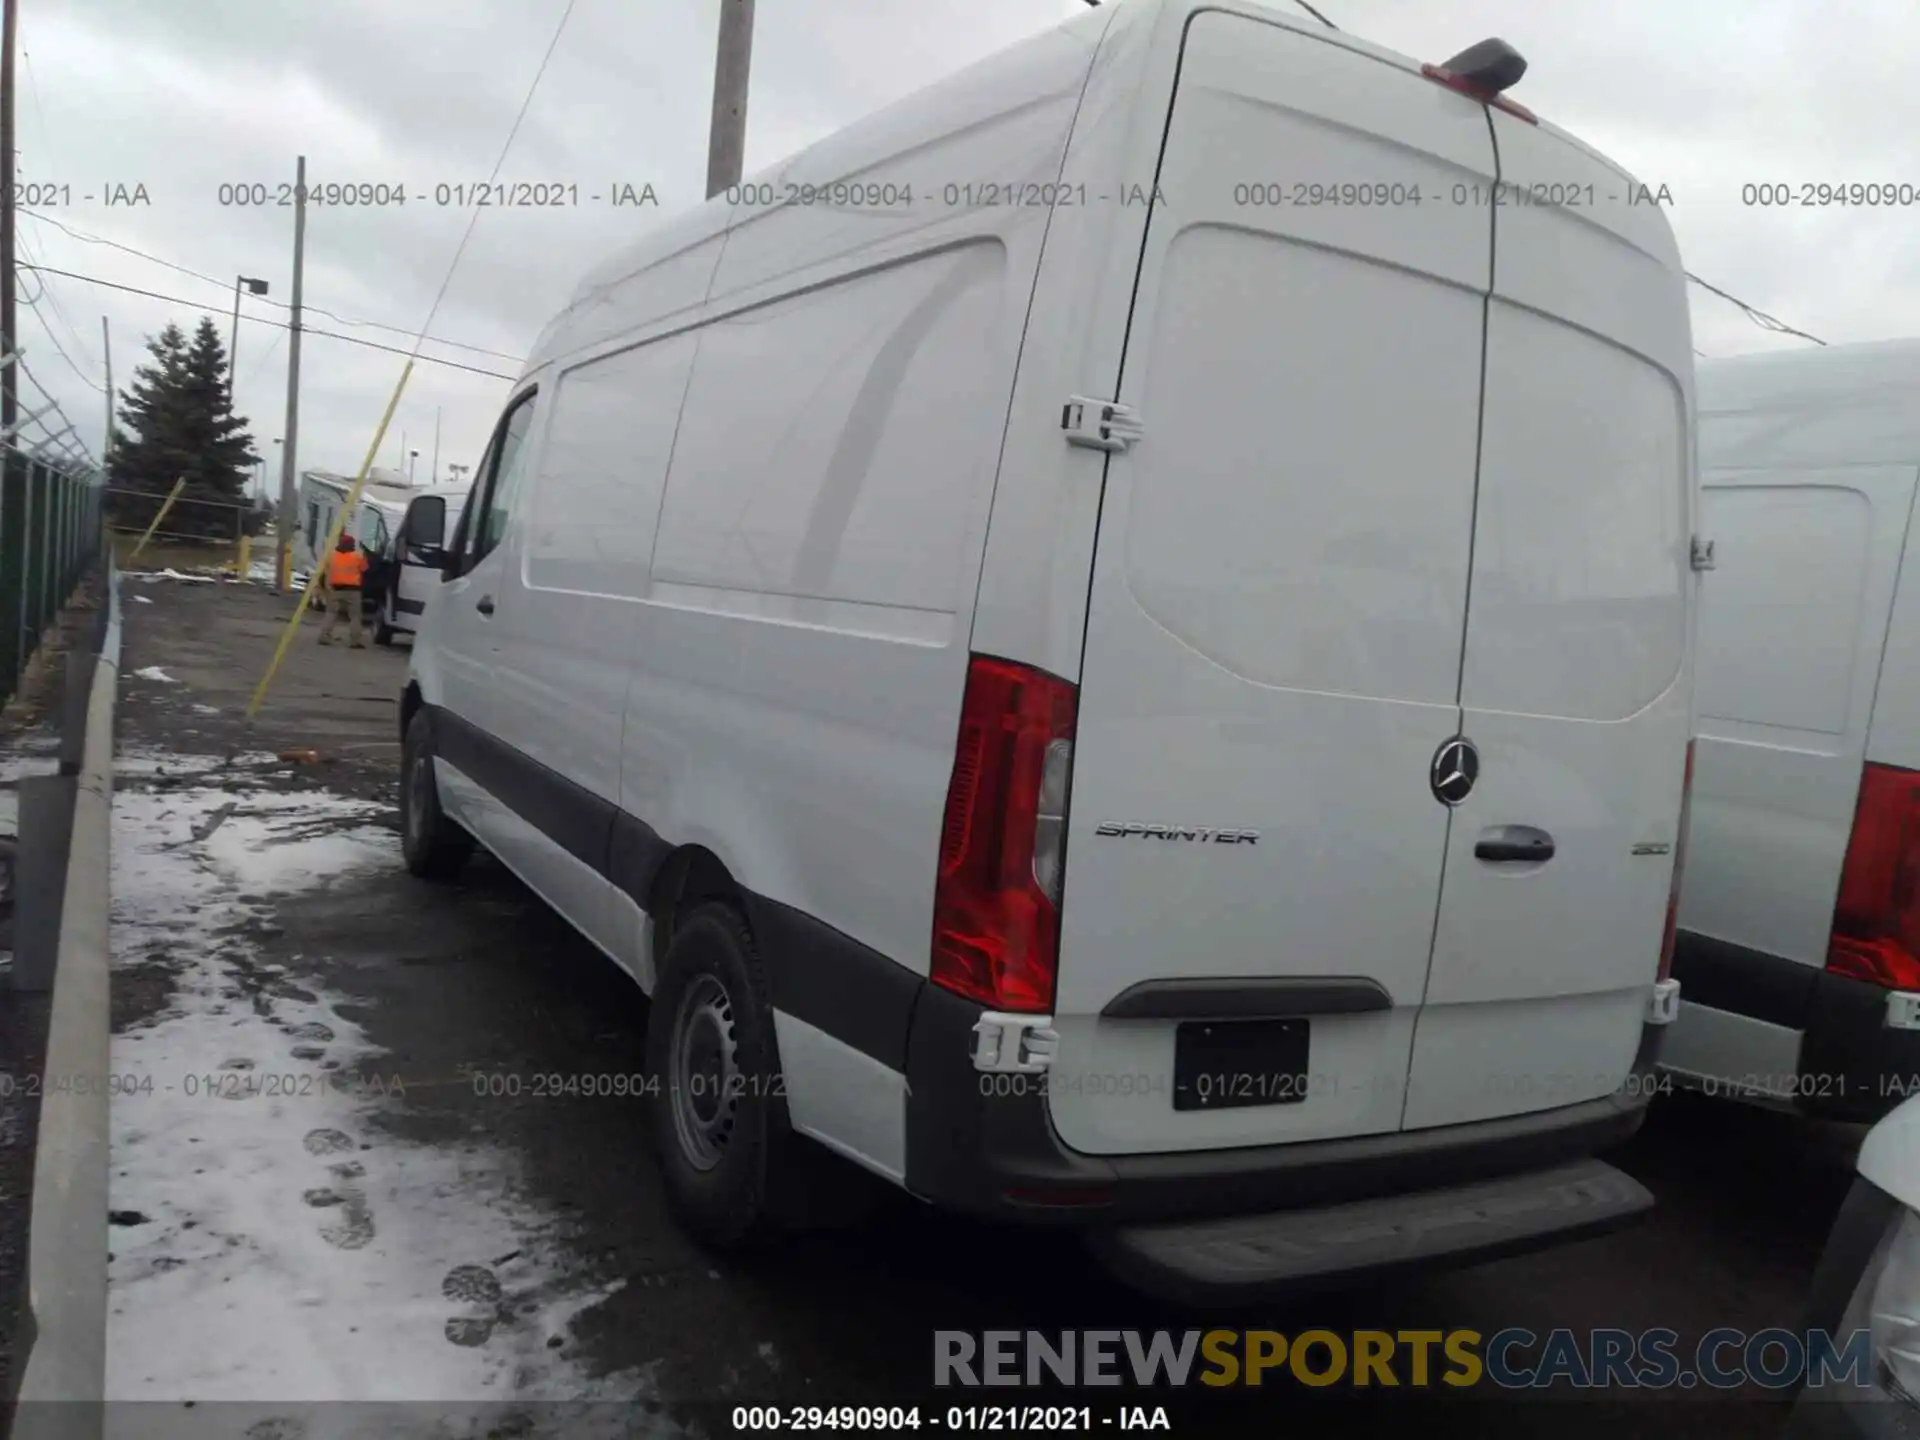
[{"x1": 1, "y1": 452, "x2": 106, "y2": 709}]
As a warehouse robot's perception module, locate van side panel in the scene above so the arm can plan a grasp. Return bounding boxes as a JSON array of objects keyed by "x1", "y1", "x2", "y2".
[
  {"x1": 634, "y1": 244, "x2": 1012, "y2": 959},
  {"x1": 1676, "y1": 469, "x2": 1916, "y2": 971},
  {"x1": 1858, "y1": 475, "x2": 1920, "y2": 774},
  {"x1": 614, "y1": 28, "x2": 1099, "y2": 1171}
]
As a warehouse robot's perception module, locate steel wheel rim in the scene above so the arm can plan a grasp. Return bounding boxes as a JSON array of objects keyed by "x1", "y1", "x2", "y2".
[{"x1": 669, "y1": 973, "x2": 739, "y2": 1172}]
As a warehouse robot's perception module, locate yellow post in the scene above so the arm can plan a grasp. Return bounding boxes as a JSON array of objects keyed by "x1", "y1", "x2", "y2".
[
  {"x1": 127, "y1": 476, "x2": 188, "y2": 565},
  {"x1": 237, "y1": 533, "x2": 253, "y2": 580},
  {"x1": 246, "y1": 360, "x2": 415, "y2": 724}
]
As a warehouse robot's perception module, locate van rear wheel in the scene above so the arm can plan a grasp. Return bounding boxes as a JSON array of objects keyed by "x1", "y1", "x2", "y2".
[
  {"x1": 400, "y1": 710, "x2": 474, "y2": 881},
  {"x1": 646, "y1": 903, "x2": 801, "y2": 1249}
]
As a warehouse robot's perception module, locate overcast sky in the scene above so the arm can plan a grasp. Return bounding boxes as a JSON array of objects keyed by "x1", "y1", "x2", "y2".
[{"x1": 14, "y1": 0, "x2": 1917, "y2": 488}]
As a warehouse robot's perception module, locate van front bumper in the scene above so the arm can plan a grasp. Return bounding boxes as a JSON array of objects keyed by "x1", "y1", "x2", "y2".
[{"x1": 901, "y1": 983, "x2": 1664, "y2": 1229}]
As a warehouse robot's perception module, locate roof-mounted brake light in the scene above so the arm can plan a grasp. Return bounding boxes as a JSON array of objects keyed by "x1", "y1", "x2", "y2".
[{"x1": 1423, "y1": 39, "x2": 1538, "y2": 124}]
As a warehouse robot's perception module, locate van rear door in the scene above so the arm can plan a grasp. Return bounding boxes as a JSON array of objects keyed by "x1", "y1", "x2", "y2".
[
  {"x1": 1049, "y1": 12, "x2": 1496, "y2": 1157},
  {"x1": 1400, "y1": 115, "x2": 1695, "y2": 1129}
]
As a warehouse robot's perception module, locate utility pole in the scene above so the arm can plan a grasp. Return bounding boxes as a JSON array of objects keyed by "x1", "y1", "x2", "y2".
[
  {"x1": 705, "y1": 0, "x2": 755, "y2": 199},
  {"x1": 431, "y1": 406, "x2": 440, "y2": 485},
  {"x1": 1, "y1": 0, "x2": 19, "y2": 433},
  {"x1": 274, "y1": 155, "x2": 306, "y2": 593},
  {"x1": 101, "y1": 315, "x2": 112, "y2": 471}
]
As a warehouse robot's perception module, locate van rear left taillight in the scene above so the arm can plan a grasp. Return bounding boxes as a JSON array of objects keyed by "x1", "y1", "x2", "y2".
[
  {"x1": 1657, "y1": 740, "x2": 1697, "y2": 983},
  {"x1": 931, "y1": 655, "x2": 1077, "y2": 1013},
  {"x1": 1828, "y1": 763, "x2": 1920, "y2": 990}
]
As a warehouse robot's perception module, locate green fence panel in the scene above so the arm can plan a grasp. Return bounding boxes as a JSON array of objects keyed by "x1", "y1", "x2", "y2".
[{"x1": 0, "y1": 454, "x2": 18, "y2": 696}]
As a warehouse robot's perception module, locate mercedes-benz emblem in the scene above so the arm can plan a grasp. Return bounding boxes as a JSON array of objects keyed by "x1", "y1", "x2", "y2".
[{"x1": 1430, "y1": 736, "x2": 1479, "y2": 806}]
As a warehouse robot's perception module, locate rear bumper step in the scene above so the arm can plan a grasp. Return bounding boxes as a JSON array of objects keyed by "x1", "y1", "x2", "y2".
[{"x1": 1087, "y1": 1157, "x2": 1651, "y2": 1305}]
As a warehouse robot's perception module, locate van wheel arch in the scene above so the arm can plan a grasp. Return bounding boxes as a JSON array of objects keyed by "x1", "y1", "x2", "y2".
[
  {"x1": 648, "y1": 845, "x2": 745, "y2": 980},
  {"x1": 399, "y1": 683, "x2": 424, "y2": 747}
]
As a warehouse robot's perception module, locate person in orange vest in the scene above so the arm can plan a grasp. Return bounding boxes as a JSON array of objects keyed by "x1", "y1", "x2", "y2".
[{"x1": 318, "y1": 532, "x2": 371, "y2": 648}]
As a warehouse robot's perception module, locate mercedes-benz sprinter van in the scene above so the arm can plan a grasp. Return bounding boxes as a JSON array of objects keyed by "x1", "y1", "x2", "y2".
[
  {"x1": 1666, "y1": 340, "x2": 1920, "y2": 1124},
  {"x1": 400, "y1": 0, "x2": 1700, "y2": 1301}
]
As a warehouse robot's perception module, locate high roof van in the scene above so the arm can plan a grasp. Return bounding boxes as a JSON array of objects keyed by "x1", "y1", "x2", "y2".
[
  {"x1": 399, "y1": 0, "x2": 1700, "y2": 1301},
  {"x1": 1666, "y1": 339, "x2": 1920, "y2": 1123}
]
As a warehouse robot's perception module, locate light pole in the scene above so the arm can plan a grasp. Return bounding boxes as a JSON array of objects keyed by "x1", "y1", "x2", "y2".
[
  {"x1": 229, "y1": 276, "x2": 269, "y2": 394},
  {"x1": 408, "y1": 448, "x2": 419, "y2": 484}
]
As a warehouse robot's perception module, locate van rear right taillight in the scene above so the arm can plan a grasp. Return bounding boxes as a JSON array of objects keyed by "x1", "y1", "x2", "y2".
[
  {"x1": 931, "y1": 655, "x2": 1078, "y2": 1014},
  {"x1": 1828, "y1": 763, "x2": 1920, "y2": 990}
]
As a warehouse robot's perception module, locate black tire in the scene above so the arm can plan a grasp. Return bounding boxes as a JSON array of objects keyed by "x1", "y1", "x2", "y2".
[
  {"x1": 400, "y1": 709, "x2": 474, "y2": 881},
  {"x1": 645, "y1": 903, "x2": 803, "y2": 1249}
]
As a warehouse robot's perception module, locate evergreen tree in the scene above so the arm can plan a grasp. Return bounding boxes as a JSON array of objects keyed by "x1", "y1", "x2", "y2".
[{"x1": 107, "y1": 317, "x2": 259, "y2": 539}]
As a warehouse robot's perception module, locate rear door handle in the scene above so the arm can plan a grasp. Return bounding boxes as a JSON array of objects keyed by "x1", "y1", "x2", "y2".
[
  {"x1": 476, "y1": 595, "x2": 495, "y2": 616},
  {"x1": 1474, "y1": 826, "x2": 1555, "y2": 863}
]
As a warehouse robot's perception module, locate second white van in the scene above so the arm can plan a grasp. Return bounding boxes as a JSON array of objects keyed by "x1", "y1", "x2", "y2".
[
  {"x1": 1665, "y1": 339, "x2": 1920, "y2": 1123},
  {"x1": 401, "y1": 0, "x2": 1700, "y2": 1300}
]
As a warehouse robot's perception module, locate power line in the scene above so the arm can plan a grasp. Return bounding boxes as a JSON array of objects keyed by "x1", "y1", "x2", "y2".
[
  {"x1": 406, "y1": 0, "x2": 581, "y2": 361},
  {"x1": 1686, "y1": 271, "x2": 1827, "y2": 347},
  {"x1": 1292, "y1": 0, "x2": 1337, "y2": 27},
  {"x1": 18, "y1": 263, "x2": 520, "y2": 381},
  {"x1": 16, "y1": 221, "x2": 104, "y2": 379},
  {"x1": 16, "y1": 229, "x2": 106, "y2": 396},
  {"x1": 21, "y1": 303, "x2": 104, "y2": 394},
  {"x1": 18, "y1": 207, "x2": 528, "y2": 365},
  {"x1": 18, "y1": 47, "x2": 51, "y2": 162},
  {"x1": 243, "y1": 323, "x2": 286, "y2": 389}
]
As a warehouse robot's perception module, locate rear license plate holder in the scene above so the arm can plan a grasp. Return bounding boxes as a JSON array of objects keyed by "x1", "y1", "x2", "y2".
[{"x1": 1172, "y1": 1019, "x2": 1310, "y2": 1112}]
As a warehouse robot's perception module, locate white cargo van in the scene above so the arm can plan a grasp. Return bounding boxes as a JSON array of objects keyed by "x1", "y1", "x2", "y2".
[
  {"x1": 401, "y1": 0, "x2": 1701, "y2": 1299},
  {"x1": 1665, "y1": 339, "x2": 1920, "y2": 1124},
  {"x1": 294, "y1": 470, "x2": 410, "y2": 613}
]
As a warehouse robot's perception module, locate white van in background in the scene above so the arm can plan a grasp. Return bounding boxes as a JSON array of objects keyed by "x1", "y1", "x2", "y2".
[
  {"x1": 400, "y1": 0, "x2": 1700, "y2": 1301},
  {"x1": 1665, "y1": 339, "x2": 1920, "y2": 1123},
  {"x1": 293, "y1": 469, "x2": 411, "y2": 611}
]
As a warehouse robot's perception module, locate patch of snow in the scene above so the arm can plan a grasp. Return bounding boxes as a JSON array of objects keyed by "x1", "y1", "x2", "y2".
[
  {"x1": 0, "y1": 753, "x2": 60, "y2": 785},
  {"x1": 107, "y1": 761, "x2": 655, "y2": 1413},
  {"x1": 130, "y1": 594, "x2": 153, "y2": 604},
  {"x1": 0, "y1": 752, "x2": 61, "y2": 835},
  {"x1": 132, "y1": 666, "x2": 176, "y2": 683},
  {"x1": 124, "y1": 569, "x2": 220, "y2": 585}
]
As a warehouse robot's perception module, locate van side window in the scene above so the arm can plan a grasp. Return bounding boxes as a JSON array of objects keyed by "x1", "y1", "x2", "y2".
[{"x1": 470, "y1": 392, "x2": 539, "y2": 566}]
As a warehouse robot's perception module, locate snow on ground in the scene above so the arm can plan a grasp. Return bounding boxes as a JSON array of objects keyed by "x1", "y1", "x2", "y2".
[
  {"x1": 131, "y1": 666, "x2": 176, "y2": 683},
  {"x1": 125, "y1": 569, "x2": 222, "y2": 585},
  {"x1": 0, "y1": 740, "x2": 61, "y2": 836},
  {"x1": 107, "y1": 755, "x2": 656, "y2": 1431}
]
